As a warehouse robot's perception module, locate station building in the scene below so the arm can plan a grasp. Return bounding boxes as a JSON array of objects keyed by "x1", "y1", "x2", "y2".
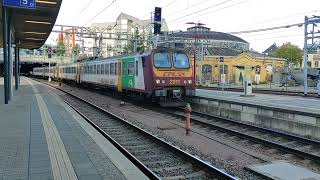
[{"x1": 169, "y1": 26, "x2": 286, "y2": 85}]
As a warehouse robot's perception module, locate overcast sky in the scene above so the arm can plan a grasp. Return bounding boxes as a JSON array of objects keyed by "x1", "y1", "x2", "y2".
[{"x1": 51, "y1": 0, "x2": 320, "y2": 52}]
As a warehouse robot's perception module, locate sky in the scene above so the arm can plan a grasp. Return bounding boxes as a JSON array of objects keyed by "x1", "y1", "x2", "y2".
[{"x1": 51, "y1": 0, "x2": 320, "y2": 52}]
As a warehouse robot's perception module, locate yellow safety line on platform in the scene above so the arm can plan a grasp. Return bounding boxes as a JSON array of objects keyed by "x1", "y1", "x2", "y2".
[{"x1": 25, "y1": 78, "x2": 78, "y2": 180}]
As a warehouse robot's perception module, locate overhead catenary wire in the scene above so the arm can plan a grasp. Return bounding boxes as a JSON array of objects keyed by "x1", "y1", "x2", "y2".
[
  {"x1": 80, "y1": 0, "x2": 95, "y2": 14},
  {"x1": 167, "y1": 0, "x2": 234, "y2": 23},
  {"x1": 172, "y1": 0, "x2": 248, "y2": 24},
  {"x1": 227, "y1": 22, "x2": 304, "y2": 35},
  {"x1": 166, "y1": 0, "x2": 213, "y2": 17},
  {"x1": 84, "y1": 0, "x2": 117, "y2": 26}
]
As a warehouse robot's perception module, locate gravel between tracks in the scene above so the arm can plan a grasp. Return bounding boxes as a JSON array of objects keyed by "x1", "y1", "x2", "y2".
[{"x1": 44, "y1": 81, "x2": 320, "y2": 180}]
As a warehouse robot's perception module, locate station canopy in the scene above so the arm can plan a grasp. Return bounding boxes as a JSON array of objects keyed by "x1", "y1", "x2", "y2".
[{"x1": 0, "y1": 0, "x2": 62, "y2": 49}]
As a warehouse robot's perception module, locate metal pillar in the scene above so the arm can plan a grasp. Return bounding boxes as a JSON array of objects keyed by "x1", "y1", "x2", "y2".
[
  {"x1": 2, "y1": 6, "x2": 9, "y2": 104},
  {"x1": 18, "y1": 48, "x2": 20, "y2": 85},
  {"x1": 7, "y1": 11, "x2": 12, "y2": 100},
  {"x1": 199, "y1": 41, "x2": 204, "y2": 85},
  {"x1": 15, "y1": 46, "x2": 19, "y2": 90},
  {"x1": 303, "y1": 16, "x2": 308, "y2": 96}
]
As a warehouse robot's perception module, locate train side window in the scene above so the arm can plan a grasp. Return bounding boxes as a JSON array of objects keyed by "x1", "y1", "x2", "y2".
[
  {"x1": 101, "y1": 64, "x2": 105, "y2": 74},
  {"x1": 94, "y1": 65, "x2": 97, "y2": 74},
  {"x1": 135, "y1": 61, "x2": 138, "y2": 76},
  {"x1": 122, "y1": 63, "x2": 126, "y2": 76},
  {"x1": 105, "y1": 64, "x2": 109, "y2": 75},
  {"x1": 97, "y1": 65, "x2": 101, "y2": 75},
  {"x1": 110, "y1": 63, "x2": 115, "y2": 75},
  {"x1": 128, "y1": 62, "x2": 134, "y2": 76}
]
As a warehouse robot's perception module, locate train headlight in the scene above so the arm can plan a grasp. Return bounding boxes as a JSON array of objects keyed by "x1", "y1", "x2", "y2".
[
  {"x1": 188, "y1": 80, "x2": 192, "y2": 84},
  {"x1": 161, "y1": 80, "x2": 166, "y2": 84},
  {"x1": 184, "y1": 80, "x2": 187, "y2": 84},
  {"x1": 156, "y1": 79, "x2": 160, "y2": 84}
]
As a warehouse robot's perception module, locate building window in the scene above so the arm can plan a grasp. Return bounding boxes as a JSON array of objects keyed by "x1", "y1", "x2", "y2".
[
  {"x1": 307, "y1": 61, "x2": 311, "y2": 67},
  {"x1": 219, "y1": 65, "x2": 228, "y2": 75}
]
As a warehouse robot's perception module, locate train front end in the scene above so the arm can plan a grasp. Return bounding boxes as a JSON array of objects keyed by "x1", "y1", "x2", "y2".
[{"x1": 151, "y1": 48, "x2": 195, "y2": 106}]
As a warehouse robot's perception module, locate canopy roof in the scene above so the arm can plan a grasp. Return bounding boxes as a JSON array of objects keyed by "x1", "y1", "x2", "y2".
[{"x1": 0, "y1": 0, "x2": 62, "y2": 49}]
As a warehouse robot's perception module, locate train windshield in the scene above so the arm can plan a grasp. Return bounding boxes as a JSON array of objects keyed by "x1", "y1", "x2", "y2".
[
  {"x1": 173, "y1": 52, "x2": 190, "y2": 69},
  {"x1": 154, "y1": 52, "x2": 171, "y2": 68}
]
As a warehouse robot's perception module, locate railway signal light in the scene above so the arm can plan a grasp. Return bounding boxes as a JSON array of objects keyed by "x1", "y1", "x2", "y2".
[
  {"x1": 154, "y1": 7, "x2": 162, "y2": 35},
  {"x1": 154, "y1": 7, "x2": 161, "y2": 22}
]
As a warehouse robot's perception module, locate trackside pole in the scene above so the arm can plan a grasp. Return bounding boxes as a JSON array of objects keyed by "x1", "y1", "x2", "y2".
[{"x1": 185, "y1": 103, "x2": 192, "y2": 135}]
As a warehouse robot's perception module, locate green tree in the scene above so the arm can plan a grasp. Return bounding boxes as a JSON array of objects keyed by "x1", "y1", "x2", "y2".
[
  {"x1": 72, "y1": 44, "x2": 80, "y2": 56},
  {"x1": 54, "y1": 42, "x2": 65, "y2": 56},
  {"x1": 41, "y1": 44, "x2": 49, "y2": 55},
  {"x1": 275, "y1": 42, "x2": 303, "y2": 65},
  {"x1": 124, "y1": 27, "x2": 145, "y2": 53}
]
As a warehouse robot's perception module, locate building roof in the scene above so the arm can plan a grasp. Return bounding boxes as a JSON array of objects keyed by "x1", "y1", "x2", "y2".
[
  {"x1": 91, "y1": 22, "x2": 116, "y2": 32},
  {"x1": 184, "y1": 47, "x2": 241, "y2": 57},
  {"x1": 0, "y1": 0, "x2": 62, "y2": 49},
  {"x1": 262, "y1": 43, "x2": 278, "y2": 55},
  {"x1": 170, "y1": 27, "x2": 248, "y2": 44}
]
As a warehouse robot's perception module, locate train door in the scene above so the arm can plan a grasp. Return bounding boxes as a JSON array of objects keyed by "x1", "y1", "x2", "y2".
[
  {"x1": 122, "y1": 58, "x2": 135, "y2": 89},
  {"x1": 117, "y1": 60, "x2": 122, "y2": 92}
]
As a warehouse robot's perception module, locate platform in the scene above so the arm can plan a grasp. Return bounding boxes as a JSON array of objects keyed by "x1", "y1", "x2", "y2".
[
  {"x1": 246, "y1": 160, "x2": 320, "y2": 180},
  {"x1": 0, "y1": 77, "x2": 148, "y2": 180},
  {"x1": 196, "y1": 89, "x2": 320, "y2": 115}
]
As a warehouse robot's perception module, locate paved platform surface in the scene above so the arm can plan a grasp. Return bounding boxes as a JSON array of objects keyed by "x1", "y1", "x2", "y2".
[
  {"x1": 196, "y1": 89, "x2": 320, "y2": 115},
  {"x1": 247, "y1": 160, "x2": 320, "y2": 180},
  {"x1": 0, "y1": 77, "x2": 148, "y2": 180}
]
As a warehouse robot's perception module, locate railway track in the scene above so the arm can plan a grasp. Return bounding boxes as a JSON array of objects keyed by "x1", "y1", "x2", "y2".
[
  {"x1": 37, "y1": 79, "x2": 237, "y2": 180},
  {"x1": 160, "y1": 107, "x2": 320, "y2": 164}
]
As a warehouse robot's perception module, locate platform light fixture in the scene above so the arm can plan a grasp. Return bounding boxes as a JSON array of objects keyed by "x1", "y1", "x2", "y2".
[
  {"x1": 23, "y1": 32, "x2": 47, "y2": 35},
  {"x1": 36, "y1": 0, "x2": 57, "y2": 5},
  {"x1": 25, "y1": 38, "x2": 45, "y2": 41},
  {"x1": 25, "y1": 20, "x2": 51, "y2": 25}
]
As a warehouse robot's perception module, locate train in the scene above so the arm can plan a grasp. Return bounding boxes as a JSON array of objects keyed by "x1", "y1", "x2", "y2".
[{"x1": 32, "y1": 48, "x2": 195, "y2": 106}]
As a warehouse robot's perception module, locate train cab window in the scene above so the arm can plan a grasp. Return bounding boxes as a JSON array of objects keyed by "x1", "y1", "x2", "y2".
[
  {"x1": 154, "y1": 52, "x2": 171, "y2": 68},
  {"x1": 105, "y1": 64, "x2": 109, "y2": 75},
  {"x1": 110, "y1": 63, "x2": 115, "y2": 75},
  {"x1": 173, "y1": 52, "x2": 190, "y2": 69},
  {"x1": 128, "y1": 62, "x2": 134, "y2": 76}
]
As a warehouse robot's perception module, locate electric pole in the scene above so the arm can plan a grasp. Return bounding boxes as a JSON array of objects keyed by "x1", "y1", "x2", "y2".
[{"x1": 303, "y1": 15, "x2": 320, "y2": 96}]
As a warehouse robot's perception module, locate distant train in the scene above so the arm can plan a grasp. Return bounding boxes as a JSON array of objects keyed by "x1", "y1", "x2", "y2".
[{"x1": 32, "y1": 48, "x2": 195, "y2": 106}]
